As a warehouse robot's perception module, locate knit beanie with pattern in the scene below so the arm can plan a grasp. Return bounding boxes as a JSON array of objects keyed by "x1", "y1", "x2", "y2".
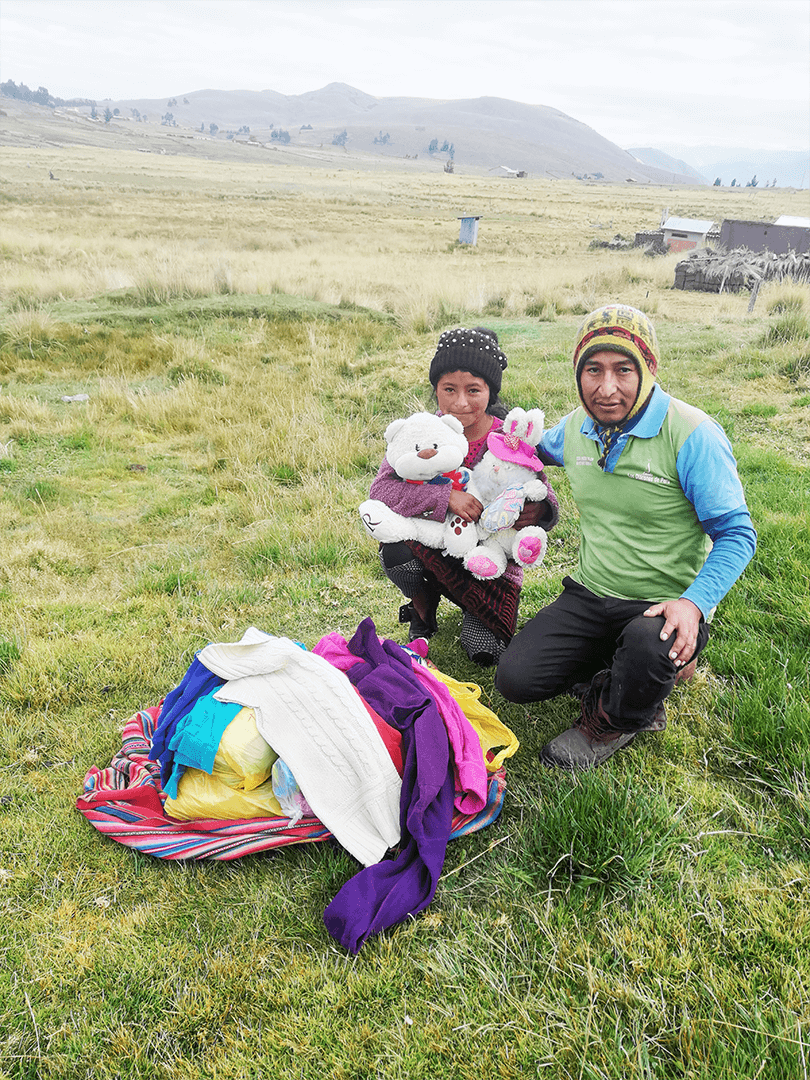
[
  {"x1": 573, "y1": 305, "x2": 659, "y2": 424},
  {"x1": 429, "y1": 327, "x2": 508, "y2": 398}
]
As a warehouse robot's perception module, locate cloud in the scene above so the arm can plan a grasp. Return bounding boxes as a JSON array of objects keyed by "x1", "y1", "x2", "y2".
[{"x1": 1, "y1": 0, "x2": 807, "y2": 150}]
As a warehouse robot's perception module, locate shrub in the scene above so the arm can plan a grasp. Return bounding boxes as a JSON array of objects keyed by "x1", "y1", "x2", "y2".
[{"x1": 758, "y1": 312, "x2": 809, "y2": 347}]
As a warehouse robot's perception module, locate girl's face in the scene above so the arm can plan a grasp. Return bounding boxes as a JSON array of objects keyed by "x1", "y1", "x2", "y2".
[{"x1": 435, "y1": 370, "x2": 491, "y2": 439}]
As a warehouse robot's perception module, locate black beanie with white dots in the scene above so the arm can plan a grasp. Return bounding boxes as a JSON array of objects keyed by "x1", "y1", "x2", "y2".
[{"x1": 428, "y1": 327, "x2": 508, "y2": 397}]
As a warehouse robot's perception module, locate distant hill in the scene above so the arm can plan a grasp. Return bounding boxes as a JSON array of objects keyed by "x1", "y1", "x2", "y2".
[
  {"x1": 0, "y1": 81, "x2": 702, "y2": 184},
  {"x1": 656, "y1": 145, "x2": 809, "y2": 190},
  {"x1": 626, "y1": 148, "x2": 708, "y2": 185}
]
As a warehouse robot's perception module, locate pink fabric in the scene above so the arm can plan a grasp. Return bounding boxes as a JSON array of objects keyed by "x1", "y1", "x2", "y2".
[{"x1": 313, "y1": 633, "x2": 488, "y2": 815}]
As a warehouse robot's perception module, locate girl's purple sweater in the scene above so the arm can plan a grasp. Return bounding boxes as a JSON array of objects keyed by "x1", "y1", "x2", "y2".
[{"x1": 369, "y1": 418, "x2": 501, "y2": 520}]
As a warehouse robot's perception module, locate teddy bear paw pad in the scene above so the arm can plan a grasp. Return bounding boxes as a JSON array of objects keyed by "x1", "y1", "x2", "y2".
[
  {"x1": 517, "y1": 536, "x2": 544, "y2": 564},
  {"x1": 467, "y1": 554, "x2": 500, "y2": 579}
]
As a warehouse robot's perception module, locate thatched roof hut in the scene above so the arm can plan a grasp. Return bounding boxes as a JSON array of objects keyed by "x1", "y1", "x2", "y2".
[{"x1": 674, "y1": 247, "x2": 810, "y2": 292}]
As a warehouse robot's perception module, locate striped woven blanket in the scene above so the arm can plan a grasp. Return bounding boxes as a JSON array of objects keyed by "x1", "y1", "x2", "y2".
[{"x1": 76, "y1": 705, "x2": 506, "y2": 861}]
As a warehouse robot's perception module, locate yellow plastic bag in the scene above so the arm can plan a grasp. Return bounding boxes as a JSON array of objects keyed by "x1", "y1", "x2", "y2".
[
  {"x1": 164, "y1": 705, "x2": 284, "y2": 820},
  {"x1": 212, "y1": 706, "x2": 277, "y2": 792},
  {"x1": 429, "y1": 668, "x2": 519, "y2": 771},
  {"x1": 165, "y1": 771, "x2": 284, "y2": 821}
]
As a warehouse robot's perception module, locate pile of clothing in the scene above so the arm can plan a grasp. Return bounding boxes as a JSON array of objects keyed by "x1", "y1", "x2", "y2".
[{"x1": 77, "y1": 617, "x2": 518, "y2": 952}]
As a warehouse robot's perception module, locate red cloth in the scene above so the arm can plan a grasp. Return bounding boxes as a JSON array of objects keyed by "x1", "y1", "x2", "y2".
[{"x1": 354, "y1": 690, "x2": 404, "y2": 776}]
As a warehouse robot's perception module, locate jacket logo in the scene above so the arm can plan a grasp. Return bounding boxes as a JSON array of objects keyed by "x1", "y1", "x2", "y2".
[{"x1": 628, "y1": 470, "x2": 671, "y2": 485}]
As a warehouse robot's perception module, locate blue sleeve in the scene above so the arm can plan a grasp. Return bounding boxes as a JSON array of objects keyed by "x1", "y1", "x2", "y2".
[
  {"x1": 675, "y1": 419, "x2": 756, "y2": 616},
  {"x1": 676, "y1": 419, "x2": 748, "y2": 521},
  {"x1": 537, "y1": 414, "x2": 568, "y2": 467},
  {"x1": 680, "y1": 508, "x2": 757, "y2": 618}
]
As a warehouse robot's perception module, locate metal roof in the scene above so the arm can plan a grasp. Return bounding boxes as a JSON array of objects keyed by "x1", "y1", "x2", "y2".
[
  {"x1": 662, "y1": 217, "x2": 715, "y2": 233},
  {"x1": 775, "y1": 215, "x2": 810, "y2": 228}
]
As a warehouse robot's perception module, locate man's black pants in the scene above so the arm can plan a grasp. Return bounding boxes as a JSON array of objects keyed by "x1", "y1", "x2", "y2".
[{"x1": 495, "y1": 577, "x2": 710, "y2": 732}]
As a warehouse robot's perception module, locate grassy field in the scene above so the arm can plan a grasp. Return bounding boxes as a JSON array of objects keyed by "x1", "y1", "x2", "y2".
[{"x1": 0, "y1": 148, "x2": 808, "y2": 1080}]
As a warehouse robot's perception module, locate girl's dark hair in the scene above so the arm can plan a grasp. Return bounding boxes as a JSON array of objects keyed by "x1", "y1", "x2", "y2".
[{"x1": 471, "y1": 327, "x2": 507, "y2": 415}]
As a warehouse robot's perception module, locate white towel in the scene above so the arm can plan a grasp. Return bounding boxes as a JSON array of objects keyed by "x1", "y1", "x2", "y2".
[{"x1": 198, "y1": 628, "x2": 401, "y2": 866}]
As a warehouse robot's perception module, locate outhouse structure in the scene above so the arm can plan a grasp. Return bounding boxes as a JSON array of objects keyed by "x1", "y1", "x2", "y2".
[{"x1": 457, "y1": 216, "x2": 482, "y2": 245}]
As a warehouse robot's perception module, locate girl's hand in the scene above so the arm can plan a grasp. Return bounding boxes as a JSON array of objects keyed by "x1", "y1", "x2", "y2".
[
  {"x1": 448, "y1": 490, "x2": 483, "y2": 522},
  {"x1": 514, "y1": 500, "x2": 542, "y2": 528}
]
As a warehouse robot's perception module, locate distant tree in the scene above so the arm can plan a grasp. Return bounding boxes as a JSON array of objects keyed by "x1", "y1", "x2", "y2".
[
  {"x1": 773, "y1": 178, "x2": 777, "y2": 187},
  {"x1": 332, "y1": 129, "x2": 348, "y2": 146},
  {"x1": 161, "y1": 112, "x2": 175, "y2": 126},
  {"x1": 183, "y1": 97, "x2": 189, "y2": 104},
  {"x1": 374, "y1": 131, "x2": 391, "y2": 144},
  {"x1": 113, "y1": 108, "x2": 119, "y2": 116},
  {"x1": 271, "y1": 128, "x2": 291, "y2": 143},
  {"x1": 90, "y1": 104, "x2": 98, "y2": 119},
  {"x1": 200, "y1": 122, "x2": 205, "y2": 132},
  {"x1": 428, "y1": 138, "x2": 439, "y2": 154},
  {"x1": 167, "y1": 98, "x2": 177, "y2": 108},
  {"x1": 300, "y1": 123, "x2": 313, "y2": 130},
  {"x1": 749, "y1": 175, "x2": 758, "y2": 187},
  {"x1": 730, "y1": 179, "x2": 736, "y2": 187},
  {"x1": 104, "y1": 107, "x2": 113, "y2": 123},
  {"x1": 0, "y1": 80, "x2": 57, "y2": 107},
  {"x1": 209, "y1": 123, "x2": 218, "y2": 135},
  {"x1": 714, "y1": 177, "x2": 721, "y2": 186}
]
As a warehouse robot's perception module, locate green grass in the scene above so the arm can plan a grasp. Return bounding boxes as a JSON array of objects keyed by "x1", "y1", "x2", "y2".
[{"x1": 1, "y1": 168, "x2": 809, "y2": 1078}]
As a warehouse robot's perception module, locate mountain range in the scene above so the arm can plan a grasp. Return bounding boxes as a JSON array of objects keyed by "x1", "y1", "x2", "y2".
[
  {"x1": 628, "y1": 146, "x2": 809, "y2": 190},
  {"x1": 2, "y1": 80, "x2": 807, "y2": 188}
]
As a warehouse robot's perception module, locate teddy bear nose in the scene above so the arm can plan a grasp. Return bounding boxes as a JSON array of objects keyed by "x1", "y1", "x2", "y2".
[{"x1": 417, "y1": 448, "x2": 438, "y2": 459}]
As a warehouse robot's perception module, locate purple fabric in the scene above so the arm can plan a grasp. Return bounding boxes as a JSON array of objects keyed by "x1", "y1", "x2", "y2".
[
  {"x1": 323, "y1": 618, "x2": 455, "y2": 953},
  {"x1": 148, "y1": 656, "x2": 225, "y2": 791}
]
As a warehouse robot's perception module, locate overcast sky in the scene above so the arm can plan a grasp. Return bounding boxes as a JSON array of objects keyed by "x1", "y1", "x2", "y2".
[{"x1": 1, "y1": 0, "x2": 808, "y2": 152}]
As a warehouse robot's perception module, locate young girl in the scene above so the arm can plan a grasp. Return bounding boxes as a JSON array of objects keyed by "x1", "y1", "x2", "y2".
[{"x1": 369, "y1": 327, "x2": 559, "y2": 665}]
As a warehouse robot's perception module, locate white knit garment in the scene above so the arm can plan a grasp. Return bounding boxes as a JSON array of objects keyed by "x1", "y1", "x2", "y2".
[{"x1": 199, "y1": 628, "x2": 402, "y2": 866}]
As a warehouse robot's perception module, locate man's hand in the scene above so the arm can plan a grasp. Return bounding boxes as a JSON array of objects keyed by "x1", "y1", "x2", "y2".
[
  {"x1": 448, "y1": 489, "x2": 483, "y2": 522},
  {"x1": 643, "y1": 598, "x2": 702, "y2": 666}
]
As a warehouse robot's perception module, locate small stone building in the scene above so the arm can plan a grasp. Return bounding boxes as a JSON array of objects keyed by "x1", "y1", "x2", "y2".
[{"x1": 661, "y1": 216, "x2": 715, "y2": 253}]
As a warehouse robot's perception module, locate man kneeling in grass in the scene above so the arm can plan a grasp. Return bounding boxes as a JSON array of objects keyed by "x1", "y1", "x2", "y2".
[{"x1": 496, "y1": 304, "x2": 756, "y2": 771}]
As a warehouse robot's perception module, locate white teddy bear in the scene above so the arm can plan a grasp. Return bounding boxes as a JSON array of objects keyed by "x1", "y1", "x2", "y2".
[
  {"x1": 358, "y1": 412, "x2": 476, "y2": 552},
  {"x1": 359, "y1": 408, "x2": 549, "y2": 581}
]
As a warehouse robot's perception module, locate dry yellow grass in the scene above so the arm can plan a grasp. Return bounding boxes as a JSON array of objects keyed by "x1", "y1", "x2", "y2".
[{"x1": 2, "y1": 146, "x2": 808, "y2": 325}]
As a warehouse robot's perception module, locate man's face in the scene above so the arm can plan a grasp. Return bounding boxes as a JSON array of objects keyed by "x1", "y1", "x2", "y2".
[{"x1": 579, "y1": 350, "x2": 640, "y2": 425}]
